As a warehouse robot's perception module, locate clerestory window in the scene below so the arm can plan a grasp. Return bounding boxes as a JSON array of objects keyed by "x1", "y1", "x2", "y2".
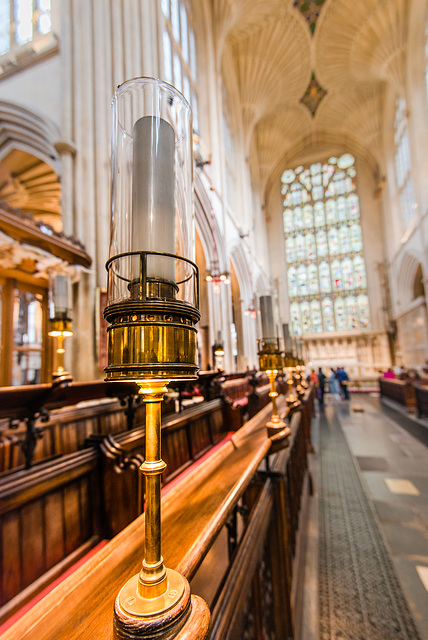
[
  {"x1": 161, "y1": 0, "x2": 199, "y2": 133},
  {"x1": 0, "y1": 0, "x2": 51, "y2": 57},
  {"x1": 282, "y1": 154, "x2": 371, "y2": 336}
]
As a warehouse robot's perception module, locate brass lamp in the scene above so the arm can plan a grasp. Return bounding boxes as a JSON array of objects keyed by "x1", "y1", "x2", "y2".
[
  {"x1": 284, "y1": 352, "x2": 298, "y2": 406},
  {"x1": 257, "y1": 295, "x2": 287, "y2": 436},
  {"x1": 104, "y1": 78, "x2": 206, "y2": 638},
  {"x1": 213, "y1": 331, "x2": 224, "y2": 370},
  {"x1": 48, "y1": 270, "x2": 73, "y2": 380}
]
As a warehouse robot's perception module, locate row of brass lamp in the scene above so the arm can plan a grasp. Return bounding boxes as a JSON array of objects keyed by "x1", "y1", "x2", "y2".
[
  {"x1": 257, "y1": 295, "x2": 307, "y2": 434},
  {"x1": 103, "y1": 78, "x2": 207, "y2": 638}
]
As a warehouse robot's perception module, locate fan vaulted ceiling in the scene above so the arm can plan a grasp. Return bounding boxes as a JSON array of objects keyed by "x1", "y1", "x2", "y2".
[{"x1": 213, "y1": 0, "x2": 409, "y2": 192}]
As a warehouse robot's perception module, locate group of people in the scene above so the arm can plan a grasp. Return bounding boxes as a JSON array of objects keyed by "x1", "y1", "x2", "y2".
[
  {"x1": 382, "y1": 366, "x2": 421, "y2": 381},
  {"x1": 308, "y1": 366, "x2": 350, "y2": 404}
]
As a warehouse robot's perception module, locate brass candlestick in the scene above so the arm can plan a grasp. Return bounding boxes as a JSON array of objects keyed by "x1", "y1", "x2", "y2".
[
  {"x1": 48, "y1": 318, "x2": 73, "y2": 380},
  {"x1": 115, "y1": 381, "x2": 191, "y2": 632},
  {"x1": 286, "y1": 365, "x2": 298, "y2": 406},
  {"x1": 106, "y1": 78, "x2": 209, "y2": 639},
  {"x1": 258, "y1": 338, "x2": 288, "y2": 436}
]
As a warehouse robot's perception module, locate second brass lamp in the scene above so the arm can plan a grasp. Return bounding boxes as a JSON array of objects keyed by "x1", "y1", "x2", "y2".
[
  {"x1": 257, "y1": 295, "x2": 287, "y2": 436},
  {"x1": 104, "y1": 78, "x2": 204, "y2": 637}
]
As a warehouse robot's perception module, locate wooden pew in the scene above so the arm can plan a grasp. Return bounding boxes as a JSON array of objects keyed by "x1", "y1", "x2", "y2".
[
  {"x1": 414, "y1": 384, "x2": 428, "y2": 419},
  {"x1": 0, "y1": 398, "x2": 230, "y2": 620},
  {"x1": 1, "y1": 396, "x2": 314, "y2": 640},
  {"x1": 379, "y1": 378, "x2": 417, "y2": 410}
]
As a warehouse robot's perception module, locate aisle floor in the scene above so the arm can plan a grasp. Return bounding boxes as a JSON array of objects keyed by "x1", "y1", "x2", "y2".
[{"x1": 298, "y1": 394, "x2": 428, "y2": 640}]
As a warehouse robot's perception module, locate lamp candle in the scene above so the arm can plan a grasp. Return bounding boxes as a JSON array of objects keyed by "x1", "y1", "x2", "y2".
[
  {"x1": 132, "y1": 115, "x2": 176, "y2": 284},
  {"x1": 260, "y1": 295, "x2": 275, "y2": 343},
  {"x1": 53, "y1": 274, "x2": 68, "y2": 315}
]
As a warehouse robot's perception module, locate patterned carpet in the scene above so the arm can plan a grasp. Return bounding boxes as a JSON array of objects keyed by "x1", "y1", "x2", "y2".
[{"x1": 318, "y1": 404, "x2": 421, "y2": 640}]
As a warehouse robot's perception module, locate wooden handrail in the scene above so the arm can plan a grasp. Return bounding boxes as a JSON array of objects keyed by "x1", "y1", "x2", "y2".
[
  {"x1": 1, "y1": 402, "x2": 280, "y2": 640},
  {"x1": 2, "y1": 387, "x2": 314, "y2": 640}
]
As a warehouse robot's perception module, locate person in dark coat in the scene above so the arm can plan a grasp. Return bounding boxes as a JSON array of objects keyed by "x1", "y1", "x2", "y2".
[
  {"x1": 336, "y1": 367, "x2": 350, "y2": 399},
  {"x1": 318, "y1": 367, "x2": 326, "y2": 405}
]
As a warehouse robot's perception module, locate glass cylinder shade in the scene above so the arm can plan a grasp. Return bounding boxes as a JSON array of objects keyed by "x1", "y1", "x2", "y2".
[
  {"x1": 48, "y1": 272, "x2": 73, "y2": 336},
  {"x1": 105, "y1": 78, "x2": 199, "y2": 382},
  {"x1": 108, "y1": 77, "x2": 196, "y2": 308}
]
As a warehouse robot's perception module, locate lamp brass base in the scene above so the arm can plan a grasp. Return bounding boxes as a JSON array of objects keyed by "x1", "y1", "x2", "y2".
[
  {"x1": 266, "y1": 415, "x2": 287, "y2": 436},
  {"x1": 114, "y1": 568, "x2": 191, "y2": 638}
]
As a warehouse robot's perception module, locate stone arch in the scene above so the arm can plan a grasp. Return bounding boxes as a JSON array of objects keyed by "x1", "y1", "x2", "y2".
[
  {"x1": 0, "y1": 100, "x2": 62, "y2": 229},
  {"x1": 396, "y1": 251, "x2": 425, "y2": 307}
]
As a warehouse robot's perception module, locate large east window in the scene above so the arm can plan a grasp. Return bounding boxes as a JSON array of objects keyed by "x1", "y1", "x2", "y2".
[
  {"x1": 282, "y1": 154, "x2": 370, "y2": 336},
  {"x1": 0, "y1": 0, "x2": 51, "y2": 56},
  {"x1": 161, "y1": 0, "x2": 199, "y2": 132}
]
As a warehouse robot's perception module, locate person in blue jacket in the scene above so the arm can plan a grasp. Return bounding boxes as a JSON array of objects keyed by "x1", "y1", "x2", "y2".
[{"x1": 336, "y1": 367, "x2": 350, "y2": 400}]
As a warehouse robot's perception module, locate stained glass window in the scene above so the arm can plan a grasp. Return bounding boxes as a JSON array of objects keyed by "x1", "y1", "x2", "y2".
[
  {"x1": 328, "y1": 228, "x2": 339, "y2": 255},
  {"x1": 301, "y1": 302, "x2": 311, "y2": 334},
  {"x1": 357, "y1": 294, "x2": 370, "y2": 328},
  {"x1": 0, "y1": 0, "x2": 51, "y2": 56},
  {"x1": 319, "y1": 261, "x2": 331, "y2": 293},
  {"x1": 322, "y1": 298, "x2": 335, "y2": 332},
  {"x1": 282, "y1": 153, "x2": 370, "y2": 334},
  {"x1": 334, "y1": 297, "x2": 346, "y2": 331},
  {"x1": 305, "y1": 233, "x2": 316, "y2": 260},
  {"x1": 295, "y1": 234, "x2": 305, "y2": 261},
  {"x1": 308, "y1": 264, "x2": 319, "y2": 294},
  {"x1": 326, "y1": 199, "x2": 337, "y2": 224},
  {"x1": 342, "y1": 258, "x2": 354, "y2": 289},
  {"x1": 294, "y1": 207, "x2": 304, "y2": 229},
  {"x1": 331, "y1": 259, "x2": 342, "y2": 290},
  {"x1": 303, "y1": 204, "x2": 313, "y2": 227},
  {"x1": 337, "y1": 196, "x2": 347, "y2": 221},
  {"x1": 162, "y1": 1, "x2": 199, "y2": 132},
  {"x1": 311, "y1": 300, "x2": 322, "y2": 333},
  {"x1": 339, "y1": 225, "x2": 351, "y2": 253},
  {"x1": 288, "y1": 267, "x2": 298, "y2": 297},
  {"x1": 290, "y1": 302, "x2": 302, "y2": 336},
  {"x1": 297, "y1": 265, "x2": 308, "y2": 295},
  {"x1": 350, "y1": 224, "x2": 362, "y2": 252},
  {"x1": 345, "y1": 296, "x2": 357, "y2": 330},
  {"x1": 314, "y1": 201, "x2": 325, "y2": 227},
  {"x1": 284, "y1": 209, "x2": 294, "y2": 233},
  {"x1": 354, "y1": 256, "x2": 366, "y2": 288},
  {"x1": 286, "y1": 237, "x2": 295, "y2": 263},
  {"x1": 316, "y1": 230, "x2": 328, "y2": 257}
]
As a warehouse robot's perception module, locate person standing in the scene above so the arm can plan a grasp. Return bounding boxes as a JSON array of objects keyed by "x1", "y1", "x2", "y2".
[
  {"x1": 318, "y1": 367, "x2": 326, "y2": 405},
  {"x1": 328, "y1": 368, "x2": 341, "y2": 399},
  {"x1": 336, "y1": 366, "x2": 350, "y2": 399}
]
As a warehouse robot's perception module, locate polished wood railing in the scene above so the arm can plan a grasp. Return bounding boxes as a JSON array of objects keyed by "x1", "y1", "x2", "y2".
[
  {"x1": 1, "y1": 386, "x2": 315, "y2": 640},
  {"x1": 0, "y1": 373, "x2": 268, "y2": 473}
]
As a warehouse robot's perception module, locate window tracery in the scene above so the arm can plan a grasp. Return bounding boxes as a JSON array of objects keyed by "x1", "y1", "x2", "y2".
[
  {"x1": 161, "y1": 0, "x2": 199, "y2": 132},
  {"x1": 282, "y1": 154, "x2": 370, "y2": 335}
]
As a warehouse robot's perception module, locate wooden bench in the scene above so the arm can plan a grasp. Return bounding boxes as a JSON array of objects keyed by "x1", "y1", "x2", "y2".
[
  {"x1": 1, "y1": 392, "x2": 314, "y2": 640},
  {"x1": 414, "y1": 384, "x2": 428, "y2": 419},
  {"x1": 379, "y1": 378, "x2": 417, "y2": 410},
  {"x1": 0, "y1": 398, "x2": 231, "y2": 621}
]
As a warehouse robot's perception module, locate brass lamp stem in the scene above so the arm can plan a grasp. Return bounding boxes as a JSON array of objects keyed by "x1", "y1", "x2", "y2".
[
  {"x1": 56, "y1": 334, "x2": 65, "y2": 374},
  {"x1": 114, "y1": 380, "x2": 191, "y2": 633},
  {"x1": 138, "y1": 381, "x2": 168, "y2": 598},
  {"x1": 286, "y1": 367, "x2": 297, "y2": 406},
  {"x1": 266, "y1": 370, "x2": 286, "y2": 433},
  {"x1": 268, "y1": 370, "x2": 279, "y2": 421}
]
